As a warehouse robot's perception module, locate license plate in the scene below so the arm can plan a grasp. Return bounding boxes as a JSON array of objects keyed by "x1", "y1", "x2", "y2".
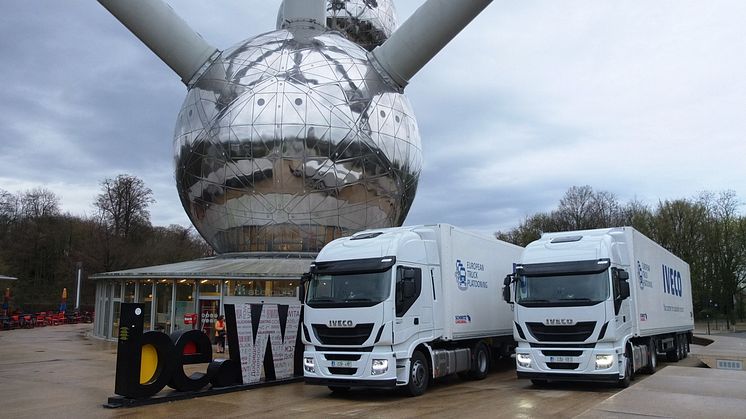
[
  {"x1": 548, "y1": 356, "x2": 576, "y2": 363},
  {"x1": 330, "y1": 360, "x2": 353, "y2": 368}
]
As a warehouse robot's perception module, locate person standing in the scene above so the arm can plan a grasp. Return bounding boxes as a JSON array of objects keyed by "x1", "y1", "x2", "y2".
[{"x1": 214, "y1": 315, "x2": 226, "y2": 353}]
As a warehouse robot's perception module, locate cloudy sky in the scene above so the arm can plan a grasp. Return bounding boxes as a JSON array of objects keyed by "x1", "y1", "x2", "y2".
[{"x1": 1, "y1": 0, "x2": 744, "y2": 237}]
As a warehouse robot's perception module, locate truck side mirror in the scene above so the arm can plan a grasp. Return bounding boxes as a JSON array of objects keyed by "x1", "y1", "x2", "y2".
[
  {"x1": 617, "y1": 270, "x2": 629, "y2": 281},
  {"x1": 502, "y1": 274, "x2": 513, "y2": 304},
  {"x1": 299, "y1": 273, "x2": 311, "y2": 302},
  {"x1": 620, "y1": 280, "x2": 630, "y2": 300}
]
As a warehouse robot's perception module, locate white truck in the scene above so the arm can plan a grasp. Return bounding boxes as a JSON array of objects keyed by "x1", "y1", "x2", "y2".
[
  {"x1": 301, "y1": 224, "x2": 522, "y2": 396},
  {"x1": 503, "y1": 227, "x2": 694, "y2": 387}
]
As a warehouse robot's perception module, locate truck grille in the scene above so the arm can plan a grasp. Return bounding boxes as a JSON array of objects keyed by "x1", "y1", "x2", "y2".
[
  {"x1": 546, "y1": 363, "x2": 579, "y2": 370},
  {"x1": 312, "y1": 323, "x2": 374, "y2": 345},
  {"x1": 328, "y1": 367, "x2": 357, "y2": 375},
  {"x1": 526, "y1": 322, "x2": 596, "y2": 342}
]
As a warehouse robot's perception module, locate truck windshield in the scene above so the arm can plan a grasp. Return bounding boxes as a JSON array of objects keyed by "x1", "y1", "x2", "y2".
[
  {"x1": 516, "y1": 271, "x2": 610, "y2": 307},
  {"x1": 306, "y1": 270, "x2": 392, "y2": 308}
]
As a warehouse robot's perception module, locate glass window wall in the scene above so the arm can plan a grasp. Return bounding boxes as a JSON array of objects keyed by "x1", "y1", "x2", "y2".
[
  {"x1": 198, "y1": 279, "x2": 221, "y2": 297},
  {"x1": 155, "y1": 280, "x2": 173, "y2": 333},
  {"x1": 138, "y1": 280, "x2": 153, "y2": 331},
  {"x1": 173, "y1": 280, "x2": 196, "y2": 332},
  {"x1": 124, "y1": 280, "x2": 136, "y2": 303}
]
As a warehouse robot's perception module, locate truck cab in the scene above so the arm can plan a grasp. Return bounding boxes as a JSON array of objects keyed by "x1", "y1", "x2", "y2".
[{"x1": 302, "y1": 224, "x2": 520, "y2": 396}]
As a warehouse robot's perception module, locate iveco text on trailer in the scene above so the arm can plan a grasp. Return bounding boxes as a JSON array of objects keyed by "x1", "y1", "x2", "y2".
[
  {"x1": 301, "y1": 224, "x2": 522, "y2": 396},
  {"x1": 503, "y1": 227, "x2": 693, "y2": 387}
]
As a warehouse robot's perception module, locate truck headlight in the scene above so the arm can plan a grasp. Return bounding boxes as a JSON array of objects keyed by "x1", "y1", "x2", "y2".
[
  {"x1": 595, "y1": 354, "x2": 614, "y2": 369},
  {"x1": 304, "y1": 357, "x2": 315, "y2": 373},
  {"x1": 371, "y1": 359, "x2": 388, "y2": 375},
  {"x1": 516, "y1": 353, "x2": 531, "y2": 368}
]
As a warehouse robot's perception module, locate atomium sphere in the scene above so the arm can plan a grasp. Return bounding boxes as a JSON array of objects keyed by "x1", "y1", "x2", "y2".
[
  {"x1": 277, "y1": 0, "x2": 398, "y2": 51},
  {"x1": 173, "y1": 29, "x2": 422, "y2": 254}
]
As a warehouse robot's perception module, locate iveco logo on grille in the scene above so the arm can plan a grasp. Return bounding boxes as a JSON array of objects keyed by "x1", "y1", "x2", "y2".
[
  {"x1": 544, "y1": 318, "x2": 575, "y2": 325},
  {"x1": 328, "y1": 320, "x2": 354, "y2": 328}
]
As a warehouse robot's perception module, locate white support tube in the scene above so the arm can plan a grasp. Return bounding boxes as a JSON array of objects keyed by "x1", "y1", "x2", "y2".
[
  {"x1": 370, "y1": 0, "x2": 493, "y2": 89},
  {"x1": 97, "y1": 0, "x2": 218, "y2": 85},
  {"x1": 75, "y1": 265, "x2": 82, "y2": 310},
  {"x1": 279, "y1": 0, "x2": 326, "y2": 29}
]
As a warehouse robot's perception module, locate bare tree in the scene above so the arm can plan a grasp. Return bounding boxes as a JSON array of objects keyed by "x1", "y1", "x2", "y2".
[
  {"x1": 94, "y1": 174, "x2": 155, "y2": 238},
  {"x1": 556, "y1": 185, "x2": 596, "y2": 229},
  {"x1": 20, "y1": 187, "x2": 60, "y2": 218}
]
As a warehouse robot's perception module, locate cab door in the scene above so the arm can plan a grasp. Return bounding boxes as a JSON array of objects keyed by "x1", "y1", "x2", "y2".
[{"x1": 393, "y1": 265, "x2": 427, "y2": 345}]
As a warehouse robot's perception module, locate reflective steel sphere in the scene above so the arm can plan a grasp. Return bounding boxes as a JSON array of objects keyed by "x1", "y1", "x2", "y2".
[
  {"x1": 278, "y1": 0, "x2": 397, "y2": 51},
  {"x1": 174, "y1": 29, "x2": 422, "y2": 254}
]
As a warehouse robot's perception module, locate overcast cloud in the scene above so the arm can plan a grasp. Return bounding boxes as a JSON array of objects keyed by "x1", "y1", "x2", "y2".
[{"x1": 1, "y1": 0, "x2": 744, "y2": 237}]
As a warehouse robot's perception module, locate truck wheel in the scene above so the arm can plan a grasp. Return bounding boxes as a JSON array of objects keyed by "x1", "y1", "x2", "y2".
[
  {"x1": 327, "y1": 386, "x2": 350, "y2": 393},
  {"x1": 666, "y1": 336, "x2": 680, "y2": 362},
  {"x1": 617, "y1": 350, "x2": 633, "y2": 388},
  {"x1": 467, "y1": 342, "x2": 490, "y2": 380},
  {"x1": 404, "y1": 351, "x2": 429, "y2": 397},
  {"x1": 643, "y1": 338, "x2": 657, "y2": 374},
  {"x1": 682, "y1": 335, "x2": 689, "y2": 358},
  {"x1": 679, "y1": 335, "x2": 688, "y2": 359}
]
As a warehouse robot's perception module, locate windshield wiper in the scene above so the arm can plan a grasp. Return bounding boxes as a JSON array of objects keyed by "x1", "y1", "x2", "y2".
[
  {"x1": 344, "y1": 298, "x2": 374, "y2": 302},
  {"x1": 560, "y1": 298, "x2": 593, "y2": 301},
  {"x1": 308, "y1": 298, "x2": 335, "y2": 303},
  {"x1": 519, "y1": 299, "x2": 550, "y2": 303}
]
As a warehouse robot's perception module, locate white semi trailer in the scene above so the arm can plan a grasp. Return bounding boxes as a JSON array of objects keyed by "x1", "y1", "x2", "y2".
[
  {"x1": 503, "y1": 227, "x2": 694, "y2": 387},
  {"x1": 301, "y1": 224, "x2": 522, "y2": 396}
]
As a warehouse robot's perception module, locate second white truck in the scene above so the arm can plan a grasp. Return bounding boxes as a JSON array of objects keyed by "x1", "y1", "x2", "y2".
[
  {"x1": 503, "y1": 227, "x2": 694, "y2": 387},
  {"x1": 301, "y1": 224, "x2": 522, "y2": 396}
]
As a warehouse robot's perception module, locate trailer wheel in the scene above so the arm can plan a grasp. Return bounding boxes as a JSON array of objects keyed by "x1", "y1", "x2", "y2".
[
  {"x1": 404, "y1": 351, "x2": 429, "y2": 397},
  {"x1": 666, "y1": 336, "x2": 680, "y2": 362},
  {"x1": 643, "y1": 338, "x2": 657, "y2": 374},
  {"x1": 617, "y1": 350, "x2": 633, "y2": 388},
  {"x1": 679, "y1": 335, "x2": 687, "y2": 359}
]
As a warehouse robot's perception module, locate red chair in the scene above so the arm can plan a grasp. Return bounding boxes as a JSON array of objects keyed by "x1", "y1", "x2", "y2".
[
  {"x1": 49, "y1": 312, "x2": 64, "y2": 326},
  {"x1": 35, "y1": 312, "x2": 47, "y2": 327},
  {"x1": 22, "y1": 314, "x2": 34, "y2": 328},
  {"x1": 8, "y1": 315, "x2": 20, "y2": 329}
]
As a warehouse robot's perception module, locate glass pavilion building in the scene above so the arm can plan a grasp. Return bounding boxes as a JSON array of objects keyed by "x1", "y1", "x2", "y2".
[{"x1": 91, "y1": 253, "x2": 313, "y2": 340}]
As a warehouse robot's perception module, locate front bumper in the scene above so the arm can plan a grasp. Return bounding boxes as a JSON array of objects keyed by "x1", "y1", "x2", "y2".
[
  {"x1": 303, "y1": 348, "x2": 399, "y2": 388},
  {"x1": 517, "y1": 371, "x2": 619, "y2": 383},
  {"x1": 515, "y1": 344, "x2": 623, "y2": 383}
]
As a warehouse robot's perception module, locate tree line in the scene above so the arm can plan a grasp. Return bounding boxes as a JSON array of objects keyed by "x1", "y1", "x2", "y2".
[
  {"x1": 496, "y1": 185, "x2": 746, "y2": 323},
  {"x1": 0, "y1": 174, "x2": 212, "y2": 312}
]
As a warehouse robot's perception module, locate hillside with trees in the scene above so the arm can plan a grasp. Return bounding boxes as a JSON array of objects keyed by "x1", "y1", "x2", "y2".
[
  {"x1": 0, "y1": 174, "x2": 211, "y2": 312},
  {"x1": 496, "y1": 185, "x2": 746, "y2": 324}
]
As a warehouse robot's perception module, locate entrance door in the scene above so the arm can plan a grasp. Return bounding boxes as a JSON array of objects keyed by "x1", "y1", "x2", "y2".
[{"x1": 199, "y1": 299, "x2": 219, "y2": 339}]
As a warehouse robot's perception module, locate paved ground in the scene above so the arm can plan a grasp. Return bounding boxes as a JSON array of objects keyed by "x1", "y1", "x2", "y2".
[{"x1": 0, "y1": 324, "x2": 716, "y2": 418}]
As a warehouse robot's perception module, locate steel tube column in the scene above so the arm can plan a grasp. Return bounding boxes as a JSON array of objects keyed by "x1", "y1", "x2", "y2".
[
  {"x1": 278, "y1": 0, "x2": 326, "y2": 28},
  {"x1": 371, "y1": 0, "x2": 493, "y2": 89},
  {"x1": 97, "y1": 0, "x2": 218, "y2": 85}
]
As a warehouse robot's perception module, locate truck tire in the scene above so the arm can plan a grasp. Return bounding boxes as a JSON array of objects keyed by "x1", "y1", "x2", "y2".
[
  {"x1": 404, "y1": 351, "x2": 429, "y2": 397},
  {"x1": 643, "y1": 338, "x2": 657, "y2": 374},
  {"x1": 679, "y1": 335, "x2": 687, "y2": 359},
  {"x1": 617, "y1": 350, "x2": 633, "y2": 388},
  {"x1": 466, "y1": 342, "x2": 490, "y2": 380},
  {"x1": 666, "y1": 336, "x2": 680, "y2": 362},
  {"x1": 682, "y1": 335, "x2": 689, "y2": 358},
  {"x1": 328, "y1": 386, "x2": 350, "y2": 393}
]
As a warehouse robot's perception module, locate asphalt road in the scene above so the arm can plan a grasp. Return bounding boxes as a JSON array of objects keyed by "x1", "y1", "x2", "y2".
[{"x1": 0, "y1": 324, "x2": 704, "y2": 418}]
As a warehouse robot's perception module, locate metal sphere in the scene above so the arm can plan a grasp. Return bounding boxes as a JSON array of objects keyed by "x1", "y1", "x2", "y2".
[
  {"x1": 277, "y1": 0, "x2": 398, "y2": 51},
  {"x1": 173, "y1": 29, "x2": 422, "y2": 254}
]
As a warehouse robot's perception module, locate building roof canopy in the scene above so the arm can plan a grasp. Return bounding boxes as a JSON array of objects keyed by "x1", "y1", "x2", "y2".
[{"x1": 90, "y1": 252, "x2": 316, "y2": 281}]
